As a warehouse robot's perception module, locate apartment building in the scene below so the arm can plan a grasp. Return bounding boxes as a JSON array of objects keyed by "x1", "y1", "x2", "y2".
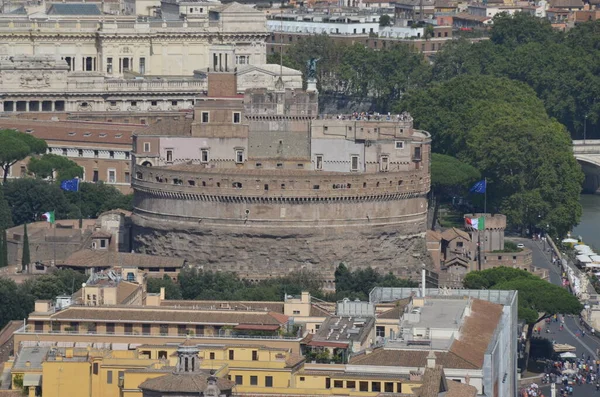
[{"x1": 0, "y1": 119, "x2": 147, "y2": 193}]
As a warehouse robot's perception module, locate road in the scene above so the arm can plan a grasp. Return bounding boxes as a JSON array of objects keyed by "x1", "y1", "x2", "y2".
[{"x1": 512, "y1": 237, "x2": 600, "y2": 396}]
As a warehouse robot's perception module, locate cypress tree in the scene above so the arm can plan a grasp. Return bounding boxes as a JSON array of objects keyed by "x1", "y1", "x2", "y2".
[
  {"x1": 2, "y1": 229, "x2": 6, "y2": 269},
  {"x1": 21, "y1": 223, "x2": 30, "y2": 272},
  {"x1": 0, "y1": 229, "x2": 5, "y2": 268}
]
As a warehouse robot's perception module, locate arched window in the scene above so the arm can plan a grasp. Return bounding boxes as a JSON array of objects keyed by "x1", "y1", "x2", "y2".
[{"x1": 141, "y1": 161, "x2": 152, "y2": 167}]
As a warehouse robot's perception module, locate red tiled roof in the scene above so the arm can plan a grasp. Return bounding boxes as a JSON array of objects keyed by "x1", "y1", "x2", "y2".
[
  {"x1": 0, "y1": 119, "x2": 146, "y2": 146},
  {"x1": 448, "y1": 298, "x2": 503, "y2": 368}
]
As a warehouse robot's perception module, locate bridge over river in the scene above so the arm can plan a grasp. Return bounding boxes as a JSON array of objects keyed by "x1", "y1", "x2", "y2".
[{"x1": 573, "y1": 140, "x2": 600, "y2": 192}]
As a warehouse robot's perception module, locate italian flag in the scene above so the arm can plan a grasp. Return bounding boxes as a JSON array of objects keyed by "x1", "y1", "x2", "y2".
[
  {"x1": 465, "y1": 216, "x2": 485, "y2": 230},
  {"x1": 42, "y1": 211, "x2": 55, "y2": 224}
]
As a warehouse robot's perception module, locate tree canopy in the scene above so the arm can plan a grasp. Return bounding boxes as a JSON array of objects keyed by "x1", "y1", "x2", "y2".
[
  {"x1": 463, "y1": 266, "x2": 582, "y2": 363},
  {"x1": 333, "y1": 263, "x2": 417, "y2": 301},
  {"x1": 0, "y1": 186, "x2": 12, "y2": 231},
  {"x1": 28, "y1": 154, "x2": 83, "y2": 181},
  {"x1": 0, "y1": 129, "x2": 47, "y2": 183},
  {"x1": 399, "y1": 75, "x2": 583, "y2": 236},
  {"x1": 2, "y1": 179, "x2": 132, "y2": 226},
  {"x1": 0, "y1": 269, "x2": 88, "y2": 329}
]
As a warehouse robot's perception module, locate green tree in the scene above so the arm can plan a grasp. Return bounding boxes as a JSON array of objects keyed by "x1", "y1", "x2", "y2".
[
  {"x1": 147, "y1": 275, "x2": 183, "y2": 300},
  {"x1": 430, "y1": 153, "x2": 480, "y2": 229},
  {"x1": 463, "y1": 266, "x2": 535, "y2": 289},
  {"x1": 379, "y1": 14, "x2": 392, "y2": 27},
  {"x1": 493, "y1": 277, "x2": 582, "y2": 360},
  {"x1": 68, "y1": 182, "x2": 133, "y2": 219},
  {"x1": 1, "y1": 230, "x2": 7, "y2": 269},
  {"x1": 0, "y1": 186, "x2": 11, "y2": 231},
  {"x1": 463, "y1": 267, "x2": 582, "y2": 361},
  {"x1": 2, "y1": 179, "x2": 71, "y2": 225},
  {"x1": 0, "y1": 129, "x2": 47, "y2": 183},
  {"x1": 21, "y1": 223, "x2": 30, "y2": 272},
  {"x1": 490, "y1": 12, "x2": 556, "y2": 47},
  {"x1": 0, "y1": 278, "x2": 35, "y2": 329},
  {"x1": 28, "y1": 154, "x2": 83, "y2": 181},
  {"x1": 399, "y1": 75, "x2": 583, "y2": 236},
  {"x1": 0, "y1": 230, "x2": 5, "y2": 268}
]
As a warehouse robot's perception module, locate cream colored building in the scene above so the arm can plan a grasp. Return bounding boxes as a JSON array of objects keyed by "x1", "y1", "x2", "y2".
[{"x1": 0, "y1": 2, "x2": 303, "y2": 114}]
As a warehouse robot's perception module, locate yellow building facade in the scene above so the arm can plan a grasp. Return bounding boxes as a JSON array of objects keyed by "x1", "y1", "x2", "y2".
[{"x1": 9, "y1": 342, "x2": 421, "y2": 397}]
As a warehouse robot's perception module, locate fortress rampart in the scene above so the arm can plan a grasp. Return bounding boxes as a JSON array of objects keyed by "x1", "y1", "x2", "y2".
[{"x1": 132, "y1": 166, "x2": 430, "y2": 281}]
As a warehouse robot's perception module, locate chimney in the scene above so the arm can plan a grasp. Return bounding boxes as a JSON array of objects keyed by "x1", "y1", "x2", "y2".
[{"x1": 426, "y1": 351, "x2": 436, "y2": 369}]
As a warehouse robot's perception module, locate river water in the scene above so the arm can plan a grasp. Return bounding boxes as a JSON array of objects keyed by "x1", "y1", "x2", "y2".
[{"x1": 573, "y1": 194, "x2": 600, "y2": 249}]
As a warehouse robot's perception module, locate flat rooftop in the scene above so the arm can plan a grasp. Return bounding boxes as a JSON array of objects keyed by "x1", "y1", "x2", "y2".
[{"x1": 403, "y1": 299, "x2": 467, "y2": 329}]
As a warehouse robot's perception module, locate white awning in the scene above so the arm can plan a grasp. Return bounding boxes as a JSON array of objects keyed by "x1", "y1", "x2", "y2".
[
  {"x1": 575, "y1": 245, "x2": 592, "y2": 252},
  {"x1": 585, "y1": 263, "x2": 600, "y2": 268},
  {"x1": 23, "y1": 373, "x2": 41, "y2": 387},
  {"x1": 577, "y1": 255, "x2": 592, "y2": 263}
]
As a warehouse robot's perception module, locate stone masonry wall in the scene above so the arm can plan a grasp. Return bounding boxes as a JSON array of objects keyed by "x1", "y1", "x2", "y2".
[{"x1": 132, "y1": 212, "x2": 430, "y2": 282}]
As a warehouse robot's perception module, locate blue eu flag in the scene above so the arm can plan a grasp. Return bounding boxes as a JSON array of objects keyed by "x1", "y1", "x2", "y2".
[
  {"x1": 470, "y1": 179, "x2": 486, "y2": 194},
  {"x1": 60, "y1": 178, "x2": 80, "y2": 192}
]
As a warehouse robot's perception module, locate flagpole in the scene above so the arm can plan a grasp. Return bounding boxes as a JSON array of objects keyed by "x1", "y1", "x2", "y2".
[
  {"x1": 484, "y1": 177, "x2": 487, "y2": 214},
  {"x1": 76, "y1": 177, "x2": 82, "y2": 229},
  {"x1": 53, "y1": 212, "x2": 56, "y2": 267}
]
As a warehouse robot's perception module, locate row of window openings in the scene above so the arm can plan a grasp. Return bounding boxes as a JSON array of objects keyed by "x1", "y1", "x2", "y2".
[
  {"x1": 163, "y1": 149, "x2": 243, "y2": 164},
  {"x1": 324, "y1": 379, "x2": 402, "y2": 393},
  {"x1": 112, "y1": 100, "x2": 181, "y2": 108},
  {"x1": 3, "y1": 101, "x2": 65, "y2": 112},
  {"x1": 56, "y1": 148, "x2": 129, "y2": 159},
  {"x1": 231, "y1": 375, "x2": 273, "y2": 387},
  {"x1": 200, "y1": 111, "x2": 241, "y2": 124},
  {"x1": 105, "y1": 57, "x2": 145, "y2": 74}
]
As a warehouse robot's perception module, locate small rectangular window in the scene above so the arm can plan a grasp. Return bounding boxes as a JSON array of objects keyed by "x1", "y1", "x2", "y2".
[
  {"x1": 209, "y1": 352, "x2": 215, "y2": 360},
  {"x1": 359, "y1": 382, "x2": 369, "y2": 392},
  {"x1": 171, "y1": 100, "x2": 178, "y2": 106},
  {"x1": 109, "y1": 151, "x2": 115, "y2": 159},
  {"x1": 93, "y1": 362, "x2": 99, "y2": 375},
  {"x1": 166, "y1": 149, "x2": 173, "y2": 163},
  {"x1": 107, "y1": 370, "x2": 113, "y2": 384},
  {"x1": 235, "y1": 375, "x2": 243, "y2": 385},
  {"x1": 265, "y1": 376, "x2": 273, "y2": 387},
  {"x1": 250, "y1": 376, "x2": 258, "y2": 385},
  {"x1": 395, "y1": 141, "x2": 404, "y2": 149},
  {"x1": 351, "y1": 155, "x2": 359, "y2": 171},
  {"x1": 252, "y1": 351, "x2": 258, "y2": 361},
  {"x1": 130, "y1": 101, "x2": 137, "y2": 107},
  {"x1": 125, "y1": 172, "x2": 130, "y2": 183},
  {"x1": 78, "y1": 149, "x2": 84, "y2": 157},
  {"x1": 108, "y1": 169, "x2": 116, "y2": 183},
  {"x1": 143, "y1": 142, "x2": 151, "y2": 153},
  {"x1": 334, "y1": 380, "x2": 344, "y2": 388},
  {"x1": 233, "y1": 112, "x2": 241, "y2": 124},
  {"x1": 201, "y1": 149, "x2": 209, "y2": 163},
  {"x1": 62, "y1": 148, "x2": 68, "y2": 156},
  {"x1": 316, "y1": 155, "x2": 323, "y2": 170},
  {"x1": 229, "y1": 350, "x2": 234, "y2": 360},
  {"x1": 371, "y1": 382, "x2": 381, "y2": 392},
  {"x1": 235, "y1": 150, "x2": 244, "y2": 164},
  {"x1": 347, "y1": 381, "x2": 356, "y2": 389},
  {"x1": 202, "y1": 111, "x2": 209, "y2": 123}
]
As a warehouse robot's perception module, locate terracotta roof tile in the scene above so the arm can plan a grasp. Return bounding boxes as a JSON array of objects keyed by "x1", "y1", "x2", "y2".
[
  {"x1": 43, "y1": 306, "x2": 288, "y2": 326},
  {"x1": 415, "y1": 363, "x2": 444, "y2": 397},
  {"x1": 441, "y1": 227, "x2": 471, "y2": 242},
  {"x1": 309, "y1": 304, "x2": 331, "y2": 317},
  {"x1": 139, "y1": 372, "x2": 235, "y2": 393},
  {"x1": 348, "y1": 348, "x2": 478, "y2": 369},
  {"x1": 0, "y1": 119, "x2": 145, "y2": 146},
  {"x1": 426, "y1": 230, "x2": 442, "y2": 242},
  {"x1": 116, "y1": 281, "x2": 142, "y2": 304},
  {"x1": 64, "y1": 249, "x2": 184, "y2": 269},
  {"x1": 448, "y1": 298, "x2": 503, "y2": 368},
  {"x1": 285, "y1": 353, "x2": 305, "y2": 368},
  {"x1": 377, "y1": 298, "x2": 411, "y2": 319},
  {"x1": 445, "y1": 379, "x2": 478, "y2": 397}
]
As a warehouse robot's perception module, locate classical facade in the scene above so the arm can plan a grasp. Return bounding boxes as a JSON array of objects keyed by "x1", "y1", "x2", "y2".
[
  {"x1": 131, "y1": 72, "x2": 432, "y2": 282},
  {"x1": 0, "y1": 3, "x2": 302, "y2": 114}
]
